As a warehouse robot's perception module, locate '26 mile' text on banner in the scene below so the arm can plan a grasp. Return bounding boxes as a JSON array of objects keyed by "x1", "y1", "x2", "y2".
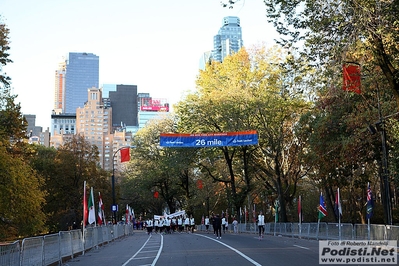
[{"x1": 160, "y1": 130, "x2": 258, "y2": 148}]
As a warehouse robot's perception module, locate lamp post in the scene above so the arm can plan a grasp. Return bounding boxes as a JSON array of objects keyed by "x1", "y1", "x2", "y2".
[
  {"x1": 368, "y1": 90, "x2": 396, "y2": 225},
  {"x1": 111, "y1": 146, "x2": 132, "y2": 224}
]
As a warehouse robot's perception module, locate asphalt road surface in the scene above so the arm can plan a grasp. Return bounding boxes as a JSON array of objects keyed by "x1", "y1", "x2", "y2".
[{"x1": 63, "y1": 230, "x2": 390, "y2": 266}]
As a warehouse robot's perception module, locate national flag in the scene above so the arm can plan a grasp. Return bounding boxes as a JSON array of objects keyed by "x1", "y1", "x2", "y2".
[
  {"x1": 120, "y1": 147, "x2": 130, "y2": 162},
  {"x1": 131, "y1": 208, "x2": 135, "y2": 219},
  {"x1": 88, "y1": 187, "x2": 96, "y2": 225},
  {"x1": 298, "y1": 195, "x2": 302, "y2": 223},
  {"x1": 98, "y1": 192, "x2": 104, "y2": 225},
  {"x1": 83, "y1": 181, "x2": 88, "y2": 226},
  {"x1": 366, "y1": 183, "x2": 374, "y2": 220},
  {"x1": 126, "y1": 204, "x2": 130, "y2": 224},
  {"x1": 318, "y1": 193, "x2": 328, "y2": 219},
  {"x1": 334, "y1": 188, "x2": 343, "y2": 218},
  {"x1": 343, "y1": 64, "x2": 361, "y2": 94}
]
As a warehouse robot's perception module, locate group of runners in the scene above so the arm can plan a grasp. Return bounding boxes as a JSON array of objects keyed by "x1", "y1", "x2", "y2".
[{"x1": 144, "y1": 215, "x2": 195, "y2": 235}]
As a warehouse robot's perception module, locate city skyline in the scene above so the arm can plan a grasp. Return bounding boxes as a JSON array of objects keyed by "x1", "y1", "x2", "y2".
[{"x1": 0, "y1": 0, "x2": 278, "y2": 129}]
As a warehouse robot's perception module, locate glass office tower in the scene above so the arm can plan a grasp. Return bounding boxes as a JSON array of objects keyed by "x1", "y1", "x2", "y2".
[
  {"x1": 212, "y1": 16, "x2": 243, "y2": 62},
  {"x1": 65, "y1": 52, "x2": 99, "y2": 113}
]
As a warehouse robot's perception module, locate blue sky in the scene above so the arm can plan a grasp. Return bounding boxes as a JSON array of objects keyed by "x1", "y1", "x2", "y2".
[{"x1": 0, "y1": 0, "x2": 278, "y2": 129}]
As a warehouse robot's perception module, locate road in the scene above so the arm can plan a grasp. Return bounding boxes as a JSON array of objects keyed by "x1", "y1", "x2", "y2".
[{"x1": 62, "y1": 230, "x2": 383, "y2": 266}]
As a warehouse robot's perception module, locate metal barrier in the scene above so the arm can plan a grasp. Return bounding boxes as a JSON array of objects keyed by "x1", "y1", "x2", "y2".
[
  {"x1": 197, "y1": 222, "x2": 399, "y2": 243},
  {"x1": 0, "y1": 224, "x2": 133, "y2": 266},
  {"x1": 2, "y1": 222, "x2": 398, "y2": 265},
  {"x1": 0, "y1": 241, "x2": 20, "y2": 266}
]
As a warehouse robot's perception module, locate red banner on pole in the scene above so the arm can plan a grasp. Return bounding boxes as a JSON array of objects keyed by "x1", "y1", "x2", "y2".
[
  {"x1": 120, "y1": 147, "x2": 130, "y2": 162},
  {"x1": 343, "y1": 64, "x2": 361, "y2": 94}
]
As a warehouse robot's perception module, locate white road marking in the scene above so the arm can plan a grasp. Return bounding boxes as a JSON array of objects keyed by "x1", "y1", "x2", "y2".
[
  {"x1": 122, "y1": 234, "x2": 163, "y2": 266},
  {"x1": 293, "y1": 244, "x2": 310, "y2": 250},
  {"x1": 195, "y1": 234, "x2": 262, "y2": 266}
]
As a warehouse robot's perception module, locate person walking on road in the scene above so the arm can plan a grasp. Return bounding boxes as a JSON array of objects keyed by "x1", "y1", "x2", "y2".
[
  {"x1": 222, "y1": 216, "x2": 226, "y2": 233},
  {"x1": 154, "y1": 219, "x2": 159, "y2": 234},
  {"x1": 190, "y1": 215, "x2": 195, "y2": 233},
  {"x1": 178, "y1": 215, "x2": 183, "y2": 233},
  {"x1": 205, "y1": 216, "x2": 210, "y2": 233},
  {"x1": 257, "y1": 210, "x2": 265, "y2": 240},
  {"x1": 146, "y1": 219, "x2": 153, "y2": 235},
  {"x1": 232, "y1": 217, "x2": 238, "y2": 234},
  {"x1": 212, "y1": 213, "x2": 216, "y2": 235},
  {"x1": 214, "y1": 214, "x2": 222, "y2": 239},
  {"x1": 184, "y1": 216, "x2": 190, "y2": 233}
]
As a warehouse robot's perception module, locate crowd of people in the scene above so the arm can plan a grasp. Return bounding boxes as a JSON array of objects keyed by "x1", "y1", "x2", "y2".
[
  {"x1": 142, "y1": 214, "x2": 197, "y2": 235},
  {"x1": 136, "y1": 211, "x2": 261, "y2": 241}
]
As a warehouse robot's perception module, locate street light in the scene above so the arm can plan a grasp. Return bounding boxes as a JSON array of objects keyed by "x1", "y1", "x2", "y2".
[
  {"x1": 367, "y1": 91, "x2": 397, "y2": 225},
  {"x1": 111, "y1": 146, "x2": 132, "y2": 224}
]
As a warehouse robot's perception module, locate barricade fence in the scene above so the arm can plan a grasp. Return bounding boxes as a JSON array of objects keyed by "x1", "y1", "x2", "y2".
[
  {"x1": 1, "y1": 222, "x2": 398, "y2": 265},
  {"x1": 0, "y1": 224, "x2": 133, "y2": 266},
  {"x1": 196, "y1": 222, "x2": 399, "y2": 242}
]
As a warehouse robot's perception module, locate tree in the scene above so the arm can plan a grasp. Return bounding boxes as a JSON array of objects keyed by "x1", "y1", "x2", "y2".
[
  {"x1": 263, "y1": 0, "x2": 399, "y2": 107},
  {"x1": 175, "y1": 46, "x2": 310, "y2": 221},
  {"x1": 0, "y1": 19, "x2": 26, "y2": 146},
  {"x1": 0, "y1": 145, "x2": 46, "y2": 240},
  {"x1": 123, "y1": 116, "x2": 198, "y2": 218},
  {"x1": 40, "y1": 135, "x2": 111, "y2": 231},
  {"x1": 0, "y1": 18, "x2": 46, "y2": 240},
  {"x1": 0, "y1": 18, "x2": 12, "y2": 88}
]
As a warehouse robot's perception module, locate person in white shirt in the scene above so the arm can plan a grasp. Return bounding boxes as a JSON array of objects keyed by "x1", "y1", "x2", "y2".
[
  {"x1": 177, "y1": 216, "x2": 183, "y2": 233},
  {"x1": 232, "y1": 218, "x2": 238, "y2": 234},
  {"x1": 190, "y1": 215, "x2": 195, "y2": 233},
  {"x1": 184, "y1": 216, "x2": 190, "y2": 233},
  {"x1": 159, "y1": 218, "x2": 164, "y2": 234},
  {"x1": 146, "y1": 219, "x2": 153, "y2": 235},
  {"x1": 171, "y1": 217, "x2": 177, "y2": 232},
  {"x1": 154, "y1": 219, "x2": 159, "y2": 234},
  {"x1": 165, "y1": 218, "x2": 171, "y2": 234},
  {"x1": 257, "y1": 210, "x2": 265, "y2": 240},
  {"x1": 222, "y1": 217, "x2": 226, "y2": 233},
  {"x1": 205, "y1": 216, "x2": 210, "y2": 233},
  {"x1": 163, "y1": 217, "x2": 169, "y2": 234}
]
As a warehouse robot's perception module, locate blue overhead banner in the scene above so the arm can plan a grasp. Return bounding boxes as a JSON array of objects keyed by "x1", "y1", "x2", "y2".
[{"x1": 160, "y1": 130, "x2": 258, "y2": 148}]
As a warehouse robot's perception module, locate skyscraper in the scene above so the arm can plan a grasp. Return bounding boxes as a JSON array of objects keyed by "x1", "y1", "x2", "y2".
[
  {"x1": 76, "y1": 87, "x2": 112, "y2": 169},
  {"x1": 64, "y1": 52, "x2": 99, "y2": 113},
  {"x1": 109, "y1": 84, "x2": 138, "y2": 129},
  {"x1": 212, "y1": 16, "x2": 243, "y2": 62},
  {"x1": 54, "y1": 59, "x2": 66, "y2": 114}
]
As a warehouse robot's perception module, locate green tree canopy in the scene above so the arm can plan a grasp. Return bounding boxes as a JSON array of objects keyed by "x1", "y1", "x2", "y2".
[{"x1": 264, "y1": 0, "x2": 399, "y2": 107}]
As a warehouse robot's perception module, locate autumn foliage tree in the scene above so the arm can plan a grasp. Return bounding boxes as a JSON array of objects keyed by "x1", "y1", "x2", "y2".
[
  {"x1": 175, "y1": 46, "x2": 310, "y2": 221},
  {"x1": 0, "y1": 18, "x2": 46, "y2": 240}
]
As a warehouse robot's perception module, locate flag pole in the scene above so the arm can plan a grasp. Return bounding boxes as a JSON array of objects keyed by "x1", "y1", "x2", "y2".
[
  {"x1": 316, "y1": 192, "x2": 321, "y2": 240},
  {"x1": 92, "y1": 187, "x2": 97, "y2": 227},
  {"x1": 338, "y1": 188, "x2": 341, "y2": 241},
  {"x1": 366, "y1": 182, "x2": 373, "y2": 241},
  {"x1": 316, "y1": 218, "x2": 320, "y2": 240},
  {"x1": 83, "y1": 181, "x2": 86, "y2": 254},
  {"x1": 298, "y1": 195, "x2": 302, "y2": 239},
  {"x1": 367, "y1": 218, "x2": 370, "y2": 241}
]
